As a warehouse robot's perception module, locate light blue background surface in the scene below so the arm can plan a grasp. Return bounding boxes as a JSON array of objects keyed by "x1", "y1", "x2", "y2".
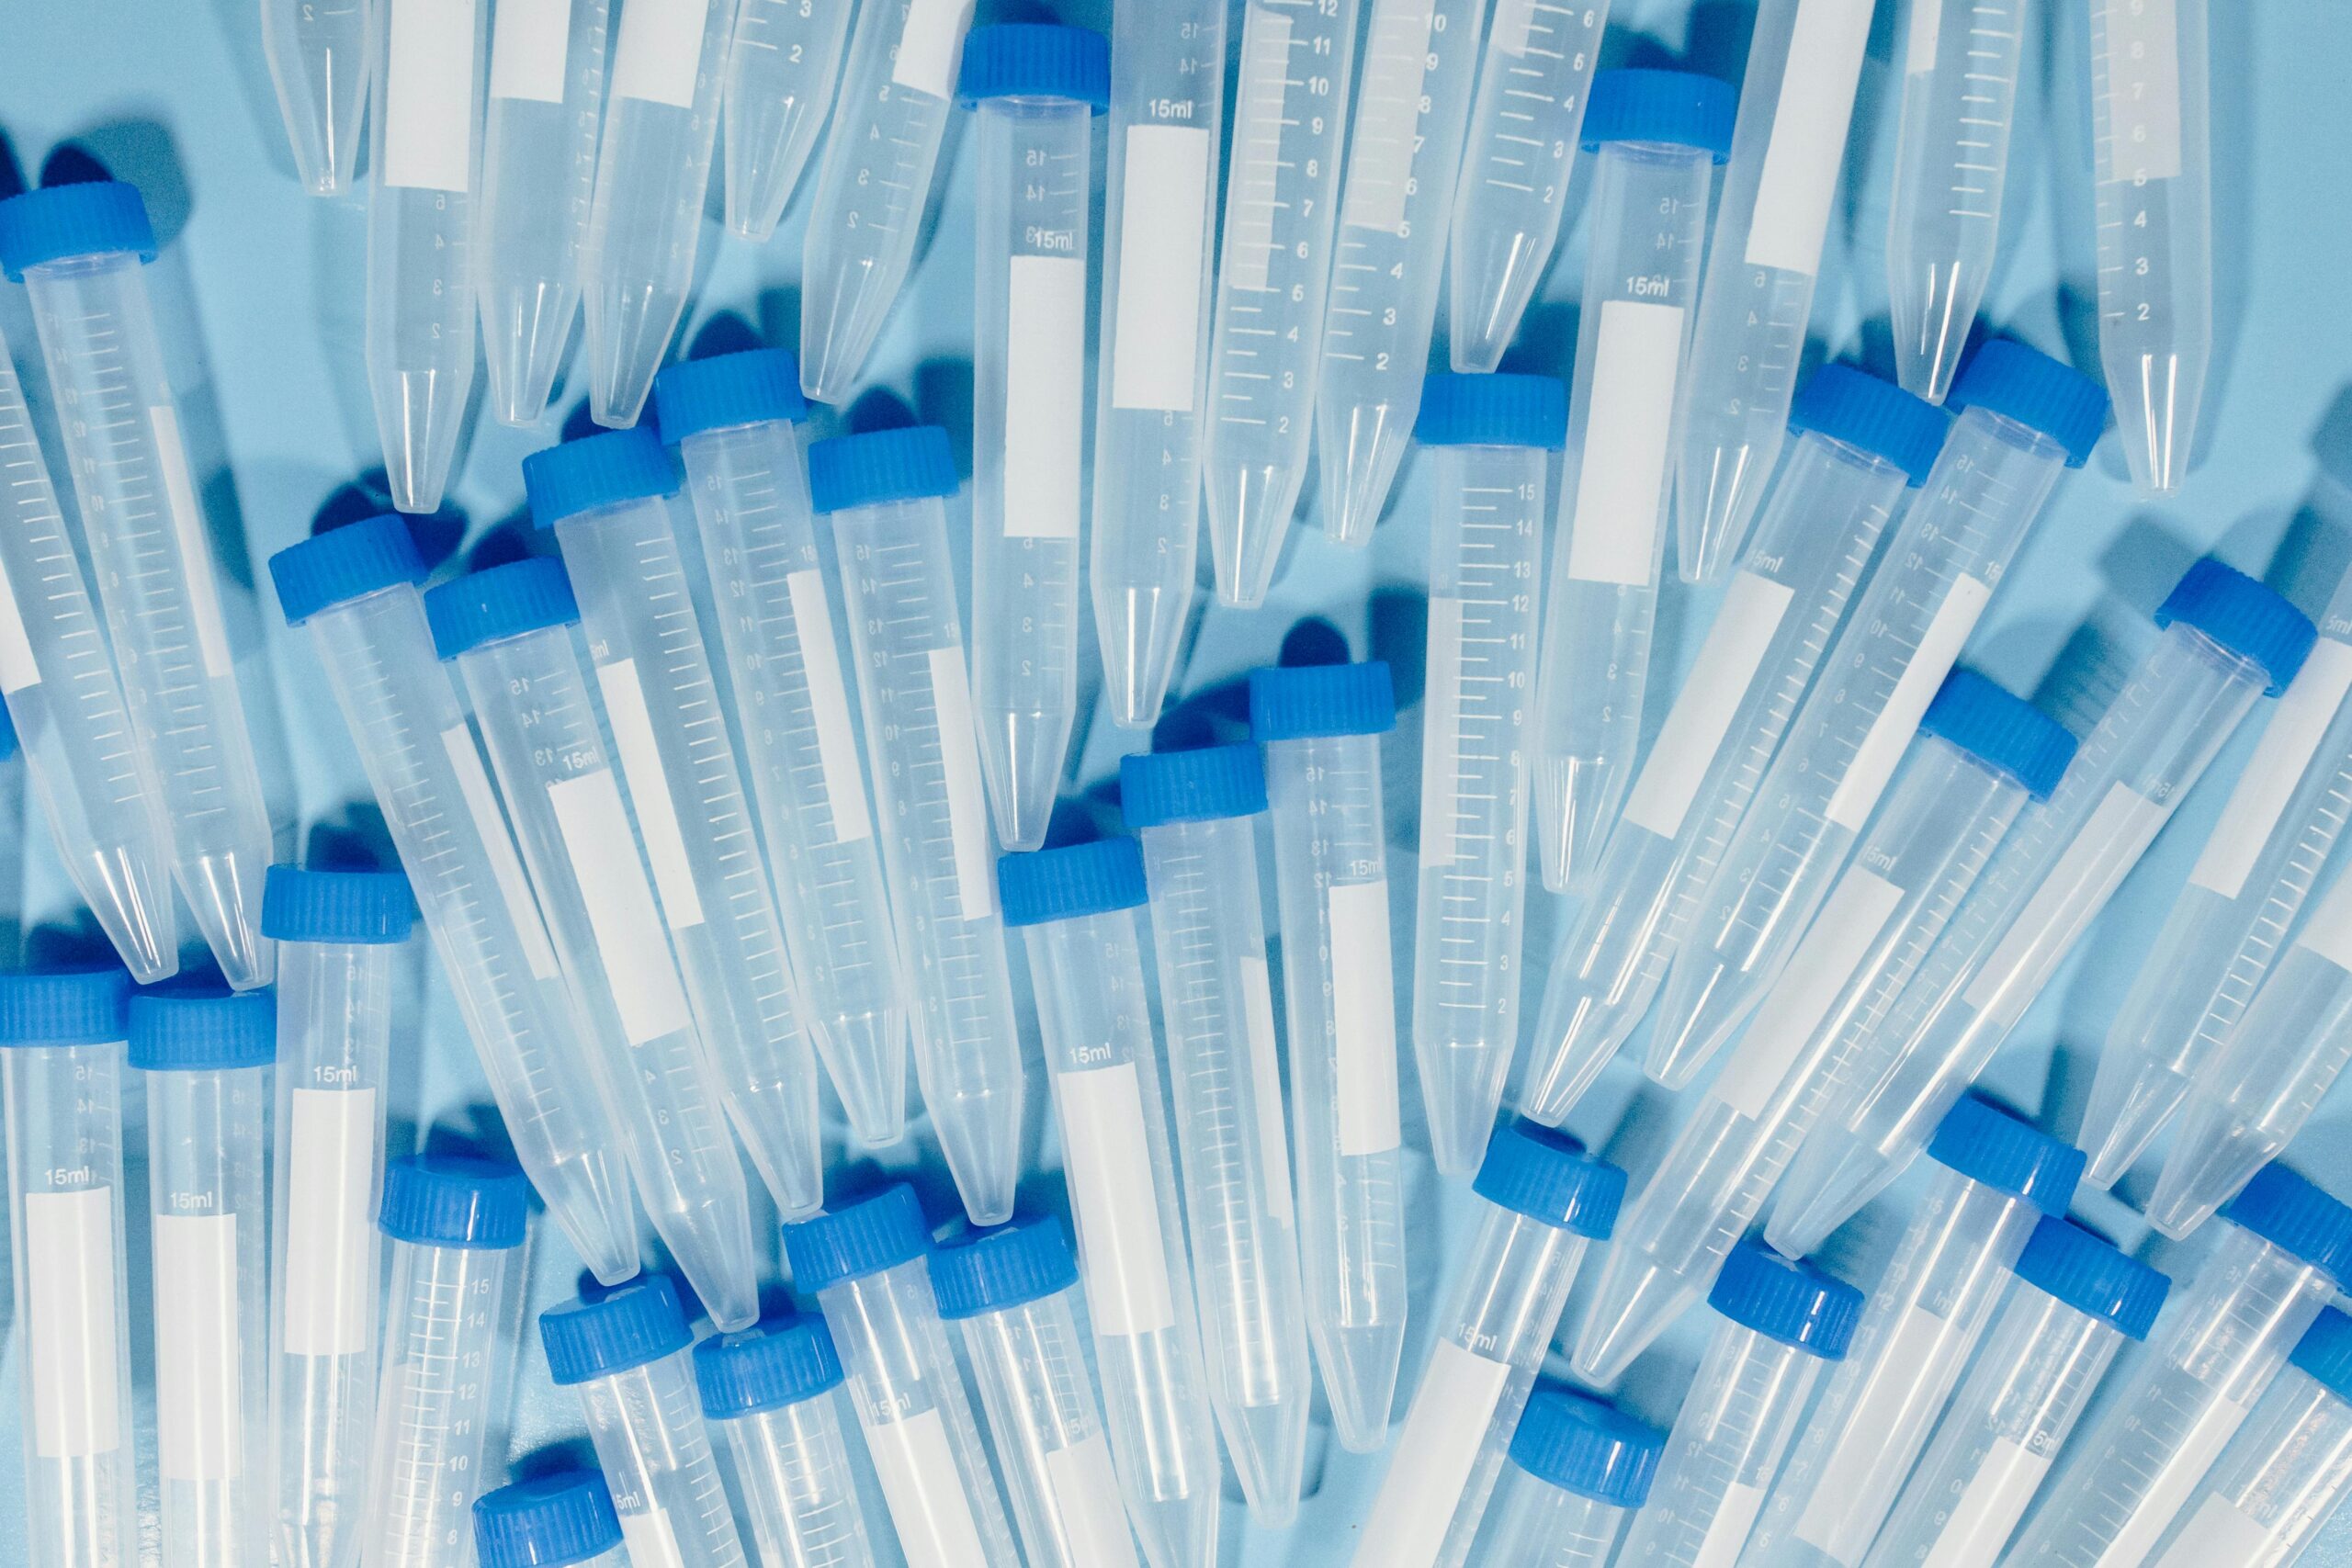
[{"x1": 4, "y1": 0, "x2": 2352, "y2": 1562}]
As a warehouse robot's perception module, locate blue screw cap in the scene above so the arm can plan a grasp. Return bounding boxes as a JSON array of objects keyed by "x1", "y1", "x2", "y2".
[
  {"x1": 128, "y1": 984, "x2": 275, "y2": 1071},
  {"x1": 931, "y1": 1215, "x2": 1082, "y2": 1319},
  {"x1": 653, "y1": 349, "x2": 810, "y2": 444},
  {"x1": 525, "y1": 427, "x2": 677, "y2": 530},
  {"x1": 270, "y1": 513, "x2": 429, "y2": 626},
  {"x1": 957, "y1": 24, "x2": 1111, "y2": 110},
  {"x1": 474, "y1": 1472, "x2": 624, "y2": 1568},
  {"x1": 997, "y1": 839, "x2": 1148, "y2": 928},
  {"x1": 694, "y1": 1316, "x2": 846, "y2": 1418},
  {"x1": 262, "y1": 864, "x2": 417, "y2": 944},
  {"x1": 1471, "y1": 1121, "x2": 1625, "y2": 1238},
  {"x1": 784, "y1": 1183, "x2": 933, "y2": 1293},
  {"x1": 424, "y1": 558, "x2": 581, "y2": 660},
  {"x1": 2223, "y1": 1163, "x2": 2352, "y2": 1287},
  {"x1": 808, "y1": 427, "x2": 959, "y2": 513},
  {"x1": 1249, "y1": 662, "x2": 1396, "y2": 741},
  {"x1": 1918, "y1": 669, "x2": 2078, "y2": 801},
  {"x1": 1120, "y1": 744, "x2": 1268, "y2": 828},
  {"x1": 1581, "y1": 68, "x2": 1736, "y2": 161},
  {"x1": 540, "y1": 1276, "x2": 694, "y2": 1385},
  {"x1": 1507, "y1": 1384, "x2": 1667, "y2": 1507},
  {"x1": 1926, "y1": 1095, "x2": 2085, "y2": 1213},
  {"x1": 1415, "y1": 373, "x2": 1568, "y2": 450},
  {"x1": 1949, "y1": 340, "x2": 2110, "y2": 468},
  {"x1": 1789, "y1": 365, "x2": 1952, "y2": 488},
  {"x1": 2155, "y1": 558, "x2": 2317, "y2": 698},
  {"x1": 0, "y1": 180, "x2": 157, "y2": 279},
  {"x1": 2013, "y1": 1218, "x2": 2170, "y2": 1341},
  {"x1": 0, "y1": 698, "x2": 15, "y2": 762},
  {"x1": 2290, "y1": 1309, "x2": 2352, "y2": 1403},
  {"x1": 379, "y1": 1155, "x2": 530, "y2": 1249},
  {"x1": 0, "y1": 965, "x2": 134, "y2": 1046},
  {"x1": 1708, "y1": 1239, "x2": 1863, "y2": 1359}
]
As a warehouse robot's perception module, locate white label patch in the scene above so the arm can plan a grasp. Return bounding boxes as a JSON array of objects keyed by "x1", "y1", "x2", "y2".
[
  {"x1": 1825, "y1": 574, "x2": 1995, "y2": 832},
  {"x1": 594, "y1": 659, "x2": 707, "y2": 930},
  {"x1": 1566, "y1": 299, "x2": 1687, "y2": 587},
  {"x1": 787, "y1": 569, "x2": 871, "y2": 844},
  {"x1": 890, "y1": 0, "x2": 975, "y2": 99},
  {"x1": 1713, "y1": 868, "x2": 1903, "y2": 1120},
  {"x1": 2090, "y1": 1393, "x2": 2253, "y2": 1568},
  {"x1": 2151, "y1": 1493, "x2": 2270, "y2": 1568},
  {"x1": 612, "y1": 0, "x2": 712, "y2": 107},
  {"x1": 1489, "y1": 0, "x2": 1543, "y2": 56},
  {"x1": 1111, "y1": 126, "x2": 1214, "y2": 413},
  {"x1": 1044, "y1": 1436, "x2": 1141, "y2": 1568},
  {"x1": 284, "y1": 1088, "x2": 378, "y2": 1357},
  {"x1": 2296, "y1": 857, "x2": 2352, "y2": 972},
  {"x1": 1239, "y1": 956, "x2": 1295, "y2": 1228},
  {"x1": 2189, "y1": 638, "x2": 2352, "y2": 898},
  {"x1": 155, "y1": 1211, "x2": 242, "y2": 1481},
  {"x1": 1351, "y1": 1342, "x2": 1515, "y2": 1568},
  {"x1": 27, "y1": 1185, "x2": 121, "y2": 1459},
  {"x1": 1004, "y1": 255, "x2": 1086, "y2": 540},
  {"x1": 153, "y1": 406, "x2": 235, "y2": 682},
  {"x1": 864, "y1": 1405, "x2": 993, "y2": 1568},
  {"x1": 1622, "y1": 572, "x2": 1796, "y2": 839},
  {"x1": 1963, "y1": 783, "x2": 2167, "y2": 1017},
  {"x1": 1329, "y1": 879, "x2": 1402, "y2": 1156},
  {"x1": 2099, "y1": 0, "x2": 2183, "y2": 183},
  {"x1": 1795, "y1": 1303, "x2": 1957, "y2": 1556},
  {"x1": 384, "y1": 0, "x2": 481, "y2": 191},
  {"x1": 441, "y1": 724, "x2": 561, "y2": 980},
  {"x1": 1692, "y1": 1480, "x2": 1770, "y2": 1568},
  {"x1": 1421, "y1": 597, "x2": 1465, "y2": 867},
  {"x1": 925, "y1": 646, "x2": 995, "y2": 920},
  {"x1": 548, "y1": 769, "x2": 695, "y2": 1044},
  {"x1": 489, "y1": 0, "x2": 570, "y2": 102},
  {"x1": 0, "y1": 552, "x2": 39, "y2": 693},
  {"x1": 1744, "y1": 0, "x2": 1874, "y2": 275},
  {"x1": 1057, "y1": 1060, "x2": 1178, "y2": 1337},
  {"x1": 1907, "y1": 0, "x2": 1947, "y2": 74},
  {"x1": 619, "y1": 1507, "x2": 689, "y2": 1568},
  {"x1": 1340, "y1": 0, "x2": 1436, "y2": 234},
  {"x1": 1918, "y1": 1436, "x2": 2052, "y2": 1568}
]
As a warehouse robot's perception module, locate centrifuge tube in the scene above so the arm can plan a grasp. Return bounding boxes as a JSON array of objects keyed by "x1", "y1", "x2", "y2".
[
  {"x1": 695, "y1": 1316, "x2": 881, "y2": 1568},
  {"x1": 1476, "y1": 1387, "x2": 1664, "y2": 1568},
  {"x1": 476, "y1": 1472, "x2": 629, "y2": 1568},
  {"x1": 262, "y1": 0, "x2": 370, "y2": 196},
  {"x1": 720, "y1": 0, "x2": 854, "y2": 241}
]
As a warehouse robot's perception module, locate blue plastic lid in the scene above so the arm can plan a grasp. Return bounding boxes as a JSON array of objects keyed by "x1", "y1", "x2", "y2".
[
  {"x1": 0, "y1": 965, "x2": 134, "y2": 1046},
  {"x1": 540, "y1": 1276, "x2": 694, "y2": 1385},
  {"x1": 2013, "y1": 1217, "x2": 2170, "y2": 1341},
  {"x1": 2155, "y1": 558, "x2": 2317, "y2": 698},
  {"x1": 997, "y1": 838, "x2": 1148, "y2": 928},
  {"x1": 379, "y1": 1154, "x2": 530, "y2": 1249},
  {"x1": 1414, "y1": 373, "x2": 1569, "y2": 449},
  {"x1": 1925, "y1": 1094, "x2": 2085, "y2": 1213},
  {"x1": 807, "y1": 427, "x2": 959, "y2": 513},
  {"x1": 474, "y1": 1472, "x2": 624, "y2": 1568},
  {"x1": 1580, "y1": 68, "x2": 1737, "y2": 161},
  {"x1": 262, "y1": 864, "x2": 417, "y2": 944},
  {"x1": 694, "y1": 1316, "x2": 846, "y2": 1418},
  {"x1": 2290, "y1": 1309, "x2": 2352, "y2": 1402},
  {"x1": 2223, "y1": 1163, "x2": 2352, "y2": 1286},
  {"x1": 127, "y1": 984, "x2": 275, "y2": 1071},
  {"x1": 0, "y1": 697, "x2": 17, "y2": 761},
  {"x1": 1948, "y1": 340, "x2": 2110, "y2": 468},
  {"x1": 1789, "y1": 365, "x2": 1952, "y2": 487},
  {"x1": 424, "y1": 558, "x2": 580, "y2": 660},
  {"x1": 1120, "y1": 744, "x2": 1268, "y2": 828},
  {"x1": 652, "y1": 349, "x2": 809, "y2": 444},
  {"x1": 957, "y1": 23, "x2": 1111, "y2": 110},
  {"x1": 931, "y1": 1215, "x2": 1082, "y2": 1319},
  {"x1": 270, "y1": 513, "x2": 429, "y2": 626},
  {"x1": 1249, "y1": 662, "x2": 1396, "y2": 741},
  {"x1": 525, "y1": 427, "x2": 677, "y2": 530},
  {"x1": 1917, "y1": 668, "x2": 2078, "y2": 802},
  {"x1": 783, "y1": 1183, "x2": 933, "y2": 1292},
  {"x1": 0, "y1": 180, "x2": 157, "y2": 279},
  {"x1": 1471, "y1": 1121, "x2": 1626, "y2": 1238},
  {"x1": 1708, "y1": 1239, "x2": 1863, "y2": 1359},
  {"x1": 1506, "y1": 1385, "x2": 1667, "y2": 1507}
]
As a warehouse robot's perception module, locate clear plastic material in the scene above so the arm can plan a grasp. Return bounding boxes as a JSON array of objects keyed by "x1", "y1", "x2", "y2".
[
  {"x1": 1476, "y1": 1472, "x2": 1632, "y2": 1568},
  {"x1": 1671, "y1": 0, "x2": 1875, "y2": 582},
  {"x1": 1091, "y1": 0, "x2": 1225, "y2": 729},
  {"x1": 1446, "y1": 0, "x2": 1609, "y2": 373},
  {"x1": 2089, "y1": 0, "x2": 2211, "y2": 494},
  {"x1": 262, "y1": 0, "x2": 371, "y2": 195},
  {"x1": 721, "y1": 0, "x2": 855, "y2": 241},
  {"x1": 710, "y1": 1393, "x2": 878, "y2": 1568},
  {"x1": 17, "y1": 249, "x2": 274, "y2": 987},
  {"x1": 1201, "y1": 0, "x2": 1363, "y2": 606},
  {"x1": 2147, "y1": 1364, "x2": 2352, "y2": 1568},
  {"x1": 827, "y1": 491, "x2": 1023, "y2": 1224},
  {"x1": 675, "y1": 417, "x2": 908, "y2": 1146},
  {"x1": 1518, "y1": 431, "x2": 1909, "y2": 1125},
  {"x1": 1531, "y1": 134, "x2": 1715, "y2": 893},
  {"x1": 571, "y1": 1349, "x2": 749, "y2": 1568}
]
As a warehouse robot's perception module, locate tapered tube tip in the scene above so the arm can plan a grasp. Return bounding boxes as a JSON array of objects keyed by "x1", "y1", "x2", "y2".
[
  {"x1": 1316, "y1": 1318, "x2": 1408, "y2": 1454},
  {"x1": 933, "y1": 1087, "x2": 1023, "y2": 1226},
  {"x1": 1765, "y1": 1132, "x2": 1894, "y2": 1258},
  {"x1": 1516, "y1": 986, "x2": 1634, "y2": 1127},
  {"x1": 1317, "y1": 409, "x2": 1408, "y2": 547},
  {"x1": 814, "y1": 1008, "x2": 910, "y2": 1148},
  {"x1": 1571, "y1": 1252, "x2": 1701, "y2": 1386},
  {"x1": 180, "y1": 850, "x2": 274, "y2": 990},
  {"x1": 2112, "y1": 352, "x2": 2205, "y2": 497},
  {"x1": 1674, "y1": 446, "x2": 1763, "y2": 585},
  {"x1": 1099, "y1": 591, "x2": 1186, "y2": 731},
  {"x1": 980, "y1": 709, "x2": 1070, "y2": 854},
  {"x1": 2147, "y1": 1110, "x2": 2271, "y2": 1241},
  {"x1": 1645, "y1": 959, "x2": 1748, "y2": 1090},
  {"x1": 2078, "y1": 1056, "x2": 2193, "y2": 1190},
  {"x1": 1416, "y1": 1036, "x2": 1514, "y2": 1179},
  {"x1": 83, "y1": 842, "x2": 179, "y2": 983},
  {"x1": 1206, "y1": 467, "x2": 1305, "y2": 609},
  {"x1": 548, "y1": 1148, "x2": 643, "y2": 1288},
  {"x1": 1220, "y1": 1395, "x2": 1310, "y2": 1529},
  {"x1": 1534, "y1": 766, "x2": 1619, "y2": 896},
  {"x1": 1129, "y1": 1489, "x2": 1221, "y2": 1568}
]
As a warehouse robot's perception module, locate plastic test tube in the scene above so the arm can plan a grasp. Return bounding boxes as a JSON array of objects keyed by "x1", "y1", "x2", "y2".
[
  {"x1": 526, "y1": 427, "x2": 824, "y2": 1221},
  {"x1": 1251, "y1": 660, "x2": 1408, "y2": 1453},
  {"x1": 360, "y1": 1155, "x2": 531, "y2": 1568},
  {"x1": 1862, "y1": 1219, "x2": 2170, "y2": 1568},
  {"x1": 0, "y1": 968, "x2": 139, "y2": 1568},
  {"x1": 1090, "y1": 0, "x2": 1226, "y2": 729},
  {"x1": 1654, "y1": 342, "x2": 2109, "y2": 1084},
  {"x1": 263, "y1": 865, "x2": 413, "y2": 1568},
  {"x1": 424, "y1": 559, "x2": 758, "y2": 1326},
  {"x1": 1531, "y1": 69, "x2": 1735, "y2": 895},
  {"x1": 932, "y1": 1218, "x2": 1148, "y2": 1568},
  {"x1": 1445, "y1": 0, "x2": 1611, "y2": 374},
  {"x1": 1348, "y1": 1122, "x2": 1626, "y2": 1568},
  {"x1": 1200, "y1": 0, "x2": 1363, "y2": 608},
  {"x1": 1572, "y1": 672, "x2": 2077, "y2": 1383},
  {"x1": 1739, "y1": 1095, "x2": 2086, "y2": 1568},
  {"x1": 720, "y1": 0, "x2": 855, "y2": 241},
  {"x1": 267, "y1": 515, "x2": 638, "y2": 1283},
  {"x1": 959, "y1": 25, "x2": 1110, "y2": 852},
  {"x1": 0, "y1": 314, "x2": 176, "y2": 980},
  {"x1": 1476, "y1": 1387, "x2": 1665, "y2": 1568},
  {"x1": 1118, "y1": 743, "x2": 1312, "y2": 1522},
  {"x1": 1517, "y1": 367, "x2": 1945, "y2": 1127},
  {"x1": 1770, "y1": 559, "x2": 2317, "y2": 1256},
  {"x1": 781, "y1": 1186, "x2": 1023, "y2": 1568},
  {"x1": 541, "y1": 1277, "x2": 750, "y2": 1568},
  {"x1": 694, "y1": 1316, "x2": 881, "y2": 1568},
  {"x1": 2007, "y1": 1162, "x2": 2352, "y2": 1566},
  {"x1": 0, "y1": 182, "x2": 276, "y2": 987},
  {"x1": 999, "y1": 840, "x2": 1221, "y2": 1568},
  {"x1": 797, "y1": 0, "x2": 978, "y2": 400},
  {"x1": 654, "y1": 350, "x2": 909, "y2": 1146},
  {"x1": 808, "y1": 428, "x2": 1025, "y2": 1224},
  {"x1": 475, "y1": 1472, "x2": 630, "y2": 1568},
  {"x1": 1612, "y1": 1239, "x2": 1863, "y2": 1568},
  {"x1": 261, "y1": 0, "x2": 371, "y2": 195},
  {"x1": 476, "y1": 0, "x2": 609, "y2": 425},
  {"x1": 2089, "y1": 0, "x2": 2211, "y2": 495}
]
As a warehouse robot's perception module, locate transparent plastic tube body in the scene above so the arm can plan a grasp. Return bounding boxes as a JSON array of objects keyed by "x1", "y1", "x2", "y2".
[
  {"x1": 1200, "y1": 0, "x2": 1363, "y2": 608},
  {"x1": 797, "y1": 0, "x2": 976, "y2": 401},
  {"x1": 1518, "y1": 433, "x2": 1908, "y2": 1126},
  {"x1": 1573, "y1": 739, "x2": 2025, "y2": 1382},
  {"x1": 262, "y1": 0, "x2": 372, "y2": 195},
  {"x1": 17, "y1": 250, "x2": 275, "y2": 988},
  {"x1": 367, "y1": 0, "x2": 485, "y2": 513},
  {"x1": 2089, "y1": 0, "x2": 2211, "y2": 495},
  {"x1": 1772, "y1": 623, "x2": 2274, "y2": 1256},
  {"x1": 1532, "y1": 136, "x2": 1714, "y2": 894},
  {"x1": 970, "y1": 95, "x2": 1092, "y2": 852},
  {"x1": 1416, "y1": 438, "x2": 1547, "y2": 1175},
  {"x1": 677, "y1": 419, "x2": 907, "y2": 1145},
  {"x1": 296, "y1": 583, "x2": 637, "y2": 1282},
  {"x1": 269, "y1": 940, "x2": 395, "y2": 1568},
  {"x1": 827, "y1": 492, "x2": 1023, "y2": 1224},
  {"x1": 145, "y1": 1062, "x2": 272, "y2": 1568},
  {"x1": 1023, "y1": 908, "x2": 1221, "y2": 1568},
  {"x1": 1671, "y1": 0, "x2": 1875, "y2": 583},
  {"x1": 721, "y1": 0, "x2": 855, "y2": 241},
  {"x1": 1133, "y1": 813, "x2": 1311, "y2": 1523},
  {"x1": 571, "y1": 1350, "x2": 748, "y2": 1568},
  {"x1": 1090, "y1": 0, "x2": 1225, "y2": 730},
  {"x1": 3, "y1": 1040, "x2": 137, "y2": 1568},
  {"x1": 2010, "y1": 1225, "x2": 2333, "y2": 1566},
  {"x1": 1315, "y1": 0, "x2": 1487, "y2": 545},
  {"x1": 0, "y1": 323, "x2": 175, "y2": 980},
  {"x1": 476, "y1": 0, "x2": 609, "y2": 425},
  {"x1": 2148, "y1": 1365, "x2": 2352, "y2": 1568},
  {"x1": 553, "y1": 496, "x2": 822, "y2": 1219},
  {"x1": 452, "y1": 623, "x2": 758, "y2": 1326},
  {"x1": 1263, "y1": 728, "x2": 1408, "y2": 1453},
  {"x1": 1657, "y1": 409, "x2": 2066, "y2": 1084},
  {"x1": 1445, "y1": 0, "x2": 1609, "y2": 374},
  {"x1": 1476, "y1": 1474, "x2": 1631, "y2": 1568},
  {"x1": 711, "y1": 1394, "x2": 877, "y2": 1568}
]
